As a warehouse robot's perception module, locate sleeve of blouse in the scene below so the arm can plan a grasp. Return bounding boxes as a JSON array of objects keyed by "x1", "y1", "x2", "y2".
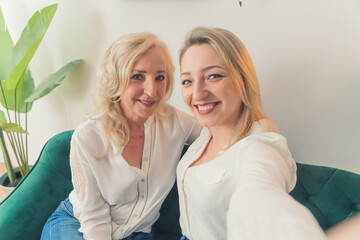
[
  {"x1": 70, "y1": 131, "x2": 112, "y2": 240},
  {"x1": 226, "y1": 135, "x2": 328, "y2": 240},
  {"x1": 175, "y1": 108, "x2": 202, "y2": 144}
]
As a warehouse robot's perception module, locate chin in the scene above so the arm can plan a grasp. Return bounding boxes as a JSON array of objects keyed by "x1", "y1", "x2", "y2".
[{"x1": 196, "y1": 119, "x2": 214, "y2": 128}]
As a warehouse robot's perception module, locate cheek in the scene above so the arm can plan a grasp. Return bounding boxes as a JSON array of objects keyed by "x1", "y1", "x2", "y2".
[
  {"x1": 122, "y1": 85, "x2": 141, "y2": 100},
  {"x1": 181, "y1": 88, "x2": 192, "y2": 106},
  {"x1": 157, "y1": 82, "x2": 167, "y2": 95}
]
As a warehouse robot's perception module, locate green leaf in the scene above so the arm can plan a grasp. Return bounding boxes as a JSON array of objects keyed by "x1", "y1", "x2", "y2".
[
  {"x1": 0, "y1": 122, "x2": 28, "y2": 134},
  {"x1": 4, "y1": 4, "x2": 58, "y2": 90},
  {"x1": 25, "y1": 59, "x2": 82, "y2": 103},
  {"x1": 0, "y1": 110, "x2": 7, "y2": 123},
  {"x1": 0, "y1": 68, "x2": 34, "y2": 112},
  {"x1": 0, "y1": 7, "x2": 15, "y2": 81}
]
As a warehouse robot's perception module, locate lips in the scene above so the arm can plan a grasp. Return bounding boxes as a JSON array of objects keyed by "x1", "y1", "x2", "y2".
[
  {"x1": 194, "y1": 102, "x2": 220, "y2": 115},
  {"x1": 138, "y1": 99, "x2": 156, "y2": 108}
]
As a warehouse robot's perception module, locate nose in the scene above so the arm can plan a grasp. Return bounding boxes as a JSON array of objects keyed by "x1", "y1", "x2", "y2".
[
  {"x1": 193, "y1": 80, "x2": 208, "y2": 100},
  {"x1": 143, "y1": 78, "x2": 156, "y2": 98}
]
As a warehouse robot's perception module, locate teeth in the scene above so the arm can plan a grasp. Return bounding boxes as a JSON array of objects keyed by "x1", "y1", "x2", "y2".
[
  {"x1": 140, "y1": 100, "x2": 153, "y2": 105},
  {"x1": 198, "y1": 104, "x2": 214, "y2": 111}
]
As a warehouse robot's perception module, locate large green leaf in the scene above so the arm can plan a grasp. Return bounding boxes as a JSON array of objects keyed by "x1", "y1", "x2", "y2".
[
  {"x1": 0, "y1": 7, "x2": 15, "y2": 81},
  {"x1": 0, "y1": 110, "x2": 7, "y2": 123},
  {"x1": 0, "y1": 122, "x2": 28, "y2": 134},
  {"x1": 25, "y1": 59, "x2": 83, "y2": 103},
  {"x1": 5, "y1": 4, "x2": 58, "y2": 90},
  {"x1": 0, "y1": 68, "x2": 34, "y2": 113}
]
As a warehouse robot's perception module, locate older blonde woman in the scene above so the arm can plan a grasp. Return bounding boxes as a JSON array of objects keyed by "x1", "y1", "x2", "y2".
[
  {"x1": 177, "y1": 27, "x2": 327, "y2": 240},
  {"x1": 41, "y1": 32, "x2": 202, "y2": 240}
]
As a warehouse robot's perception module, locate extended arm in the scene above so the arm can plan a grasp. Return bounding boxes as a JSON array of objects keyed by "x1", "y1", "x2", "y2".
[{"x1": 227, "y1": 136, "x2": 328, "y2": 240}]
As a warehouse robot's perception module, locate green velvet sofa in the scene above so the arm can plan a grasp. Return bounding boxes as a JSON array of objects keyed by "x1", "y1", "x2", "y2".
[{"x1": 0, "y1": 130, "x2": 359, "y2": 240}]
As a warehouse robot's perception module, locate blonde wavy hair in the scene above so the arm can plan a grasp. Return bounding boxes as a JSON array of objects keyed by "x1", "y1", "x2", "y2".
[
  {"x1": 179, "y1": 27, "x2": 278, "y2": 149},
  {"x1": 90, "y1": 32, "x2": 174, "y2": 155}
]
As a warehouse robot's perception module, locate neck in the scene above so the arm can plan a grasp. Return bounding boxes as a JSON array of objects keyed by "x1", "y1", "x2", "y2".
[
  {"x1": 124, "y1": 110, "x2": 151, "y2": 129},
  {"x1": 128, "y1": 122, "x2": 145, "y2": 138},
  {"x1": 208, "y1": 125, "x2": 233, "y2": 154},
  {"x1": 126, "y1": 111, "x2": 152, "y2": 128},
  {"x1": 129, "y1": 124, "x2": 144, "y2": 132}
]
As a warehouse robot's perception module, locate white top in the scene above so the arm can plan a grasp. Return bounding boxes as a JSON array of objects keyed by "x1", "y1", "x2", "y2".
[
  {"x1": 177, "y1": 121, "x2": 328, "y2": 240},
  {"x1": 68, "y1": 105, "x2": 202, "y2": 240}
]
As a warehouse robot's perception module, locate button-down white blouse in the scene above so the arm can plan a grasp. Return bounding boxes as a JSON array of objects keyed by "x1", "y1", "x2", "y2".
[
  {"x1": 68, "y1": 105, "x2": 202, "y2": 240},
  {"x1": 177, "y1": 121, "x2": 328, "y2": 240}
]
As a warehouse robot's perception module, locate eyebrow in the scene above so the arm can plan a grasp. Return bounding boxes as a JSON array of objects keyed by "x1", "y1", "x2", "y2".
[
  {"x1": 180, "y1": 65, "x2": 225, "y2": 76},
  {"x1": 132, "y1": 69, "x2": 166, "y2": 74}
]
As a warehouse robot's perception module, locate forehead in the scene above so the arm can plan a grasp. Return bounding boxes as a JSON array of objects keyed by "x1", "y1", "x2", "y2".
[
  {"x1": 181, "y1": 44, "x2": 225, "y2": 70},
  {"x1": 133, "y1": 47, "x2": 167, "y2": 70}
]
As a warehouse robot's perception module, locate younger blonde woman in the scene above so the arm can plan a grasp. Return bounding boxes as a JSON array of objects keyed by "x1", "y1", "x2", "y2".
[{"x1": 177, "y1": 27, "x2": 327, "y2": 240}]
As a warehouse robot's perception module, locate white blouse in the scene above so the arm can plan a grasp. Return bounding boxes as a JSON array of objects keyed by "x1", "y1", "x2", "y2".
[
  {"x1": 68, "y1": 105, "x2": 202, "y2": 240},
  {"x1": 177, "y1": 121, "x2": 328, "y2": 240}
]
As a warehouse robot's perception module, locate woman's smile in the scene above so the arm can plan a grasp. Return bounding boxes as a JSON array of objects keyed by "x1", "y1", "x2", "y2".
[
  {"x1": 193, "y1": 102, "x2": 221, "y2": 115},
  {"x1": 137, "y1": 99, "x2": 156, "y2": 108}
]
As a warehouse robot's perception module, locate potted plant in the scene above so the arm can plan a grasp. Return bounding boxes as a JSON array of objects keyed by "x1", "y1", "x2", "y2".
[{"x1": 0, "y1": 3, "x2": 82, "y2": 188}]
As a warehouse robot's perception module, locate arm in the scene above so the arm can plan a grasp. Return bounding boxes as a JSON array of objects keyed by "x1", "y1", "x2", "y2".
[
  {"x1": 70, "y1": 132, "x2": 112, "y2": 240},
  {"x1": 226, "y1": 135, "x2": 328, "y2": 240},
  {"x1": 326, "y1": 215, "x2": 360, "y2": 240}
]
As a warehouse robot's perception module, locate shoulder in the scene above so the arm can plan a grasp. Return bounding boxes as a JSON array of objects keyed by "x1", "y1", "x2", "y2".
[
  {"x1": 72, "y1": 119, "x2": 106, "y2": 153},
  {"x1": 73, "y1": 119, "x2": 104, "y2": 139},
  {"x1": 231, "y1": 129, "x2": 297, "y2": 191},
  {"x1": 234, "y1": 120, "x2": 292, "y2": 162},
  {"x1": 238, "y1": 131, "x2": 291, "y2": 162}
]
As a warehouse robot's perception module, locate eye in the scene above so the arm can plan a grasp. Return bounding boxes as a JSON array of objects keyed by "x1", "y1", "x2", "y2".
[
  {"x1": 208, "y1": 74, "x2": 223, "y2": 79},
  {"x1": 131, "y1": 74, "x2": 142, "y2": 80},
  {"x1": 181, "y1": 80, "x2": 192, "y2": 86},
  {"x1": 155, "y1": 75, "x2": 165, "y2": 81}
]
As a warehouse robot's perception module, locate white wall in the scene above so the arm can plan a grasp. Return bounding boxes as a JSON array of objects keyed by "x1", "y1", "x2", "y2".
[{"x1": 1, "y1": 0, "x2": 359, "y2": 173}]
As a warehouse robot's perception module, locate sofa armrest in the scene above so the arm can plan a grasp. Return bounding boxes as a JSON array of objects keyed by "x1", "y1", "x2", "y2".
[
  {"x1": 0, "y1": 130, "x2": 74, "y2": 240},
  {"x1": 290, "y1": 163, "x2": 360, "y2": 230}
]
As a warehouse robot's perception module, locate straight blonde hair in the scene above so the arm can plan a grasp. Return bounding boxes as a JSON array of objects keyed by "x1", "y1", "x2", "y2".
[
  {"x1": 90, "y1": 32, "x2": 174, "y2": 155},
  {"x1": 179, "y1": 27, "x2": 278, "y2": 149}
]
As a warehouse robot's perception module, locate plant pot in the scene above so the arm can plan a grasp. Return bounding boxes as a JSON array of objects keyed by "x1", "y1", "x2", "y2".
[
  {"x1": 0, "y1": 167, "x2": 23, "y2": 187},
  {"x1": 0, "y1": 167, "x2": 23, "y2": 201}
]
